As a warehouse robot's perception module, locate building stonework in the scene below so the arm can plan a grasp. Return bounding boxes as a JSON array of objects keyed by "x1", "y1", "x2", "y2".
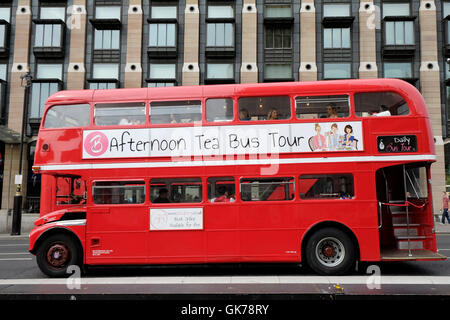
[{"x1": 0, "y1": 0, "x2": 448, "y2": 216}]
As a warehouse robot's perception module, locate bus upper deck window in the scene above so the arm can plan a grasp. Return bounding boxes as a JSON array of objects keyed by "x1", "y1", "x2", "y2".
[
  {"x1": 354, "y1": 92, "x2": 410, "y2": 117},
  {"x1": 44, "y1": 104, "x2": 90, "y2": 128},
  {"x1": 238, "y1": 96, "x2": 291, "y2": 121},
  {"x1": 94, "y1": 102, "x2": 146, "y2": 126},
  {"x1": 150, "y1": 100, "x2": 202, "y2": 124},
  {"x1": 206, "y1": 98, "x2": 234, "y2": 122},
  {"x1": 295, "y1": 95, "x2": 349, "y2": 120}
]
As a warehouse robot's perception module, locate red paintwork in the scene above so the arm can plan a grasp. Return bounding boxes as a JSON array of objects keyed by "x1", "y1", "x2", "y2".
[{"x1": 29, "y1": 79, "x2": 441, "y2": 266}]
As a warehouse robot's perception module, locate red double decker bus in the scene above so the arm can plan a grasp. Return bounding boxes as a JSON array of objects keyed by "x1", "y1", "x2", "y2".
[{"x1": 29, "y1": 79, "x2": 445, "y2": 277}]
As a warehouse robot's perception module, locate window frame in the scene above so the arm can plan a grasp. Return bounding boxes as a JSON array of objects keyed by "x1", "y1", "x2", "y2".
[
  {"x1": 92, "y1": 180, "x2": 146, "y2": 205},
  {"x1": 239, "y1": 177, "x2": 295, "y2": 202},
  {"x1": 298, "y1": 173, "x2": 355, "y2": 200}
]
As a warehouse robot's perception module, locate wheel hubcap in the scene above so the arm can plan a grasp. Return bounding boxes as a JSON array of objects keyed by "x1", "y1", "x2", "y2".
[
  {"x1": 315, "y1": 237, "x2": 345, "y2": 267},
  {"x1": 46, "y1": 243, "x2": 70, "y2": 268}
]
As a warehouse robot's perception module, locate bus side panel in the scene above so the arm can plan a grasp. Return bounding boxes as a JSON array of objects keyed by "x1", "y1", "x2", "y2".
[{"x1": 239, "y1": 202, "x2": 301, "y2": 261}]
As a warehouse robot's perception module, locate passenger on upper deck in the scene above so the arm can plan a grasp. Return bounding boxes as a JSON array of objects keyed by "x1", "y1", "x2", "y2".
[
  {"x1": 267, "y1": 108, "x2": 279, "y2": 120},
  {"x1": 374, "y1": 105, "x2": 391, "y2": 117},
  {"x1": 326, "y1": 104, "x2": 338, "y2": 118},
  {"x1": 239, "y1": 109, "x2": 251, "y2": 121}
]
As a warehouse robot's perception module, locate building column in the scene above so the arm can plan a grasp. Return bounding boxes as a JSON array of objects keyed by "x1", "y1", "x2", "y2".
[
  {"x1": 125, "y1": 1, "x2": 143, "y2": 88},
  {"x1": 67, "y1": 0, "x2": 87, "y2": 90},
  {"x1": 359, "y1": 1, "x2": 378, "y2": 78},
  {"x1": 418, "y1": 0, "x2": 445, "y2": 213},
  {"x1": 299, "y1": 1, "x2": 317, "y2": 81},
  {"x1": 240, "y1": 0, "x2": 258, "y2": 83},
  {"x1": 182, "y1": 0, "x2": 200, "y2": 86},
  {"x1": 1, "y1": 1, "x2": 32, "y2": 212}
]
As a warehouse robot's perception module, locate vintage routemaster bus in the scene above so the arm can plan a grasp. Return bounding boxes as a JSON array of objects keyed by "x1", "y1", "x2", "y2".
[{"x1": 29, "y1": 78, "x2": 445, "y2": 277}]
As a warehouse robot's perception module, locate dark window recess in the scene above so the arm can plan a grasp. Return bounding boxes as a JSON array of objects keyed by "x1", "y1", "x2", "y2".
[
  {"x1": 444, "y1": 17, "x2": 450, "y2": 56},
  {"x1": 33, "y1": 19, "x2": 66, "y2": 58},
  {"x1": 147, "y1": 19, "x2": 178, "y2": 58},
  {"x1": 0, "y1": 20, "x2": 10, "y2": 58},
  {"x1": 0, "y1": 80, "x2": 6, "y2": 124}
]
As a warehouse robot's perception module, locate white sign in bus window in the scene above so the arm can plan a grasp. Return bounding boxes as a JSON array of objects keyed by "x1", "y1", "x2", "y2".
[{"x1": 149, "y1": 208, "x2": 203, "y2": 231}]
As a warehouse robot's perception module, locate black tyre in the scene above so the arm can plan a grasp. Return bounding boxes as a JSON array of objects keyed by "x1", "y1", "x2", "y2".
[
  {"x1": 305, "y1": 227, "x2": 356, "y2": 275},
  {"x1": 36, "y1": 234, "x2": 82, "y2": 278}
]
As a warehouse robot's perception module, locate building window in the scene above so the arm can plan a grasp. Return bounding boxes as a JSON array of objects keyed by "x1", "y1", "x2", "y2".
[
  {"x1": 33, "y1": 5, "x2": 66, "y2": 57},
  {"x1": 382, "y1": 2, "x2": 415, "y2": 55},
  {"x1": 94, "y1": 29, "x2": 120, "y2": 50},
  {"x1": 205, "y1": 3, "x2": 235, "y2": 58},
  {"x1": 88, "y1": 63, "x2": 119, "y2": 89},
  {"x1": 147, "y1": 62, "x2": 176, "y2": 87},
  {"x1": 323, "y1": 63, "x2": 351, "y2": 79},
  {"x1": 206, "y1": 62, "x2": 234, "y2": 83},
  {"x1": 323, "y1": 28, "x2": 350, "y2": 49},
  {"x1": 265, "y1": 25, "x2": 292, "y2": 49},
  {"x1": 323, "y1": 3, "x2": 351, "y2": 17},
  {"x1": 264, "y1": 64, "x2": 292, "y2": 80},
  {"x1": 0, "y1": 7, "x2": 10, "y2": 57},
  {"x1": 95, "y1": 6, "x2": 121, "y2": 20},
  {"x1": 90, "y1": 4, "x2": 122, "y2": 66},
  {"x1": 148, "y1": 4, "x2": 178, "y2": 58},
  {"x1": 264, "y1": 4, "x2": 293, "y2": 18},
  {"x1": 383, "y1": 61, "x2": 412, "y2": 79},
  {"x1": 149, "y1": 23, "x2": 176, "y2": 47},
  {"x1": 321, "y1": 3, "x2": 354, "y2": 80},
  {"x1": 30, "y1": 64, "x2": 63, "y2": 120}
]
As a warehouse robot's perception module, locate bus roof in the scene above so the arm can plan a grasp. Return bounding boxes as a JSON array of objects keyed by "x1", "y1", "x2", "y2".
[{"x1": 45, "y1": 78, "x2": 426, "y2": 115}]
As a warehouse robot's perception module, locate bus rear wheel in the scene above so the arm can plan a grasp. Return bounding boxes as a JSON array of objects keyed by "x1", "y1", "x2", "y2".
[
  {"x1": 305, "y1": 227, "x2": 356, "y2": 275},
  {"x1": 36, "y1": 234, "x2": 82, "y2": 278}
]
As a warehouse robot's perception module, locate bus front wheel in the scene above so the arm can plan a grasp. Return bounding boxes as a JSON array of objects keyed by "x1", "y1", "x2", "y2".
[
  {"x1": 305, "y1": 227, "x2": 356, "y2": 275},
  {"x1": 36, "y1": 234, "x2": 82, "y2": 278}
]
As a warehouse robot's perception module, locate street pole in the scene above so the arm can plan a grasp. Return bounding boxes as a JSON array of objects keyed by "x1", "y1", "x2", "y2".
[{"x1": 11, "y1": 68, "x2": 32, "y2": 235}]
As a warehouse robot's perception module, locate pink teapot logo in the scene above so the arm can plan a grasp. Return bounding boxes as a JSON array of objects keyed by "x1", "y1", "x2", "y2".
[{"x1": 84, "y1": 131, "x2": 108, "y2": 157}]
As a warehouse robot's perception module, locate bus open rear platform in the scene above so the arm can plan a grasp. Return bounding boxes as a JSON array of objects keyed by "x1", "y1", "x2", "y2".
[{"x1": 380, "y1": 249, "x2": 446, "y2": 261}]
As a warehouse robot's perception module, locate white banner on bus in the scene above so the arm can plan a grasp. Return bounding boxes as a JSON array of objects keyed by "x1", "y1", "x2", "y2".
[
  {"x1": 82, "y1": 122, "x2": 364, "y2": 159},
  {"x1": 150, "y1": 208, "x2": 203, "y2": 231}
]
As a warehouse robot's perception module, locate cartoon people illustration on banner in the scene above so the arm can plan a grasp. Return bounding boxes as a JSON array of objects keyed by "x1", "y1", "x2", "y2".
[
  {"x1": 309, "y1": 123, "x2": 358, "y2": 152},
  {"x1": 312, "y1": 123, "x2": 326, "y2": 151},
  {"x1": 342, "y1": 124, "x2": 356, "y2": 150}
]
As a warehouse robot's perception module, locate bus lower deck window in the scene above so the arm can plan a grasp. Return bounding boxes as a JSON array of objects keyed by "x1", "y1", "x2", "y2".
[
  {"x1": 208, "y1": 177, "x2": 235, "y2": 202},
  {"x1": 150, "y1": 178, "x2": 202, "y2": 203},
  {"x1": 299, "y1": 174, "x2": 354, "y2": 199},
  {"x1": 93, "y1": 181, "x2": 145, "y2": 204},
  {"x1": 240, "y1": 177, "x2": 294, "y2": 201}
]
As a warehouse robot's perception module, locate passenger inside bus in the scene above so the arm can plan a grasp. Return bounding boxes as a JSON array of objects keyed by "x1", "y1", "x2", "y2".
[
  {"x1": 267, "y1": 108, "x2": 279, "y2": 120},
  {"x1": 212, "y1": 186, "x2": 235, "y2": 202},
  {"x1": 239, "y1": 109, "x2": 251, "y2": 121},
  {"x1": 326, "y1": 104, "x2": 338, "y2": 118},
  {"x1": 153, "y1": 188, "x2": 171, "y2": 203}
]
